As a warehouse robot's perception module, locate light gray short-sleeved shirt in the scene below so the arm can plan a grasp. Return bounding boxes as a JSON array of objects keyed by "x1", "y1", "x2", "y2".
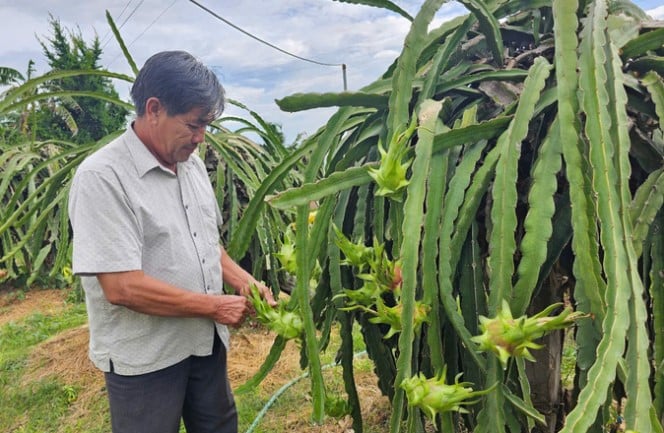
[{"x1": 68, "y1": 126, "x2": 229, "y2": 376}]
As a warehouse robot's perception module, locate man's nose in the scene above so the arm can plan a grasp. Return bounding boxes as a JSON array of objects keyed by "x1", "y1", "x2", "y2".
[{"x1": 192, "y1": 128, "x2": 206, "y2": 144}]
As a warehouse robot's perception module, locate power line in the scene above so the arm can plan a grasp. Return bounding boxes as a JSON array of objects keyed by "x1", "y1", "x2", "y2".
[
  {"x1": 107, "y1": 0, "x2": 178, "y2": 67},
  {"x1": 100, "y1": 0, "x2": 134, "y2": 46},
  {"x1": 118, "y1": 0, "x2": 146, "y2": 29},
  {"x1": 127, "y1": 0, "x2": 177, "y2": 47},
  {"x1": 103, "y1": 0, "x2": 146, "y2": 50},
  {"x1": 117, "y1": 0, "x2": 134, "y2": 19},
  {"x1": 188, "y1": 0, "x2": 343, "y2": 68}
]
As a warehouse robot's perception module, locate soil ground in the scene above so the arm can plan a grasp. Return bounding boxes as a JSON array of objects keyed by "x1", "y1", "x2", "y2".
[{"x1": 0, "y1": 288, "x2": 391, "y2": 433}]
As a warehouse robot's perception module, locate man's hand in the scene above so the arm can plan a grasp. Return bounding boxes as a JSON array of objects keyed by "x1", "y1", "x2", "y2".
[
  {"x1": 211, "y1": 294, "x2": 254, "y2": 327},
  {"x1": 219, "y1": 246, "x2": 278, "y2": 308},
  {"x1": 247, "y1": 281, "x2": 278, "y2": 307}
]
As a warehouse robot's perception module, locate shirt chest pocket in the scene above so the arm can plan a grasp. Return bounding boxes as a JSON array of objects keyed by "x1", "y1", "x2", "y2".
[
  {"x1": 179, "y1": 162, "x2": 222, "y2": 249},
  {"x1": 197, "y1": 201, "x2": 221, "y2": 247}
]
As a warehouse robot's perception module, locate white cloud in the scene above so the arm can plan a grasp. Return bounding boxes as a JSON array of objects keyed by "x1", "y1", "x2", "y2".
[{"x1": 648, "y1": 6, "x2": 664, "y2": 19}]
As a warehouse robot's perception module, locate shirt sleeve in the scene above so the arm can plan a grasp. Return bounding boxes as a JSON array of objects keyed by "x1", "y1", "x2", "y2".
[{"x1": 69, "y1": 168, "x2": 143, "y2": 275}]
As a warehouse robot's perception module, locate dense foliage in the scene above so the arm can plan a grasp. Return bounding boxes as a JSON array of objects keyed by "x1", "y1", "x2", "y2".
[
  {"x1": 1, "y1": 2, "x2": 663, "y2": 433},
  {"x1": 235, "y1": 1, "x2": 664, "y2": 432}
]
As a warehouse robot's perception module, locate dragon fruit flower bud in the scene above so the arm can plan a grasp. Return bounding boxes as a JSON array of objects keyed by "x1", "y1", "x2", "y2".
[
  {"x1": 401, "y1": 370, "x2": 487, "y2": 420},
  {"x1": 472, "y1": 300, "x2": 586, "y2": 369}
]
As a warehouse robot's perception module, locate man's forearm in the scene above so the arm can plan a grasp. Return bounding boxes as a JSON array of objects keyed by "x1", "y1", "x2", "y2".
[
  {"x1": 96, "y1": 269, "x2": 253, "y2": 326},
  {"x1": 219, "y1": 246, "x2": 261, "y2": 295},
  {"x1": 97, "y1": 270, "x2": 217, "y2": 317}
]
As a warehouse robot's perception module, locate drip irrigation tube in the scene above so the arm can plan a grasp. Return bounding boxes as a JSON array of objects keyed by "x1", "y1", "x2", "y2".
[{"x1": 244, "y1": 350, "x2": 368, "y2": 433}]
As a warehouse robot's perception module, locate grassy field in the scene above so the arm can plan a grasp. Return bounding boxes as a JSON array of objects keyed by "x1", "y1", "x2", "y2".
[{"x1": 0, "y1": 288, "x2": 391, "y2": 433}]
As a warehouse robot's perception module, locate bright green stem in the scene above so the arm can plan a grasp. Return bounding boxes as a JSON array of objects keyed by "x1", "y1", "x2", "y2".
[
  {"x1": 488, "y1": 56, "x2": 552, "y2": 314},
  {"x1": 422, "y1": 148, "x2": 449, "y2": 372},
  {"x1": 560, "y1": 1, "x2": 633, "y2": 431},
  {"x1": 512, "y1": 120, "x2": 562, "y2": 316},
  {"x1": 608, "y1": 16, "x2": 654, "y2": 430},
  {"x1": 653, "y1": 214, "x2": 664, "y2": 422},
  {"x1": 294, "y1": 206, "x2": 325, "y2": 423},
  {"x1": 554, "y1": 0, "x2": 604, "y2": 391},
  {"x1": 389, "y1": 99, "x2": 442, "y2": 433}
]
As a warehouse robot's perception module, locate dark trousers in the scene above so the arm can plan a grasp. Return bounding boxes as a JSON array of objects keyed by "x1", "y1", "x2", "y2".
[{"x1": 104, "y1": 336, "x2": 237, "y2": 433}]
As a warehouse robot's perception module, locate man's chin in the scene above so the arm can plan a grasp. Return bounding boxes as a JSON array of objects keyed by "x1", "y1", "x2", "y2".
[{"x1": 178, "y1": 146, "x2": 198, "y2": 161}]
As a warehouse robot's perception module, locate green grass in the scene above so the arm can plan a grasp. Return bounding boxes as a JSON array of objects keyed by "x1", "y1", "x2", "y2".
[
  {"x1": 0, "y1": 301, "x2": 88, "y2": 432},
  {"x1": 0, "y1": 305, "x2": 87, "y2": 359}
]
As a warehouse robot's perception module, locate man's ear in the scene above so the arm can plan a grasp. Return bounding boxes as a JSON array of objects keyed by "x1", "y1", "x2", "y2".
[{"x1": 145, "y1": 97, "x2": 162, "y2": 123}]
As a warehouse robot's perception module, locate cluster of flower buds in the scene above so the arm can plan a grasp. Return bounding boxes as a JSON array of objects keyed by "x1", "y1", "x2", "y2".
[
  {"x1": 333, "y1": 226, "x2": 429, "y2": 338},
  {"x1": 333, "y1": 226, "x2": 402, "y2": 297},
  {"x1": 366, "y1": 297, "x2": 430, "y2": 339},
  {"x1": 471, "y1": 300, "x2": 587, "y2": 368},
  {"x1": 333, "y1": 225, "x2": 374, "y2": 271},
  {"x1": 274, "y1": 210, "x2": 321, "y2": 288},
  {"x1": 248, "y1": 284, "x2": 304, "y2": 341}
]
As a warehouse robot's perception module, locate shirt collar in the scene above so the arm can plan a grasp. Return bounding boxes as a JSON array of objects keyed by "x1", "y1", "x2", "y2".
[{"x1": 124, "y1": 124, "x2": 178, "y2": 178}]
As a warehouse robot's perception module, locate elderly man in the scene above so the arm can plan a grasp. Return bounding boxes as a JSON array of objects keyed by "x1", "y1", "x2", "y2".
[{"x1": 69, "y1": 50, "x2": 275, "y2": 433}]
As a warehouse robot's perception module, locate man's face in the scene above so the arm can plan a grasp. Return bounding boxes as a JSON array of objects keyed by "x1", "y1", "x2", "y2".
[{"x1": 150, "y1": 104, "x2": 212, "y2": 168}]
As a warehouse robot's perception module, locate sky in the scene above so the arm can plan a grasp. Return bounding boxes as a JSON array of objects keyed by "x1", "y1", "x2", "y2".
[{"x1": 1, "y1": 0, "x2": 663, "y2": 143}]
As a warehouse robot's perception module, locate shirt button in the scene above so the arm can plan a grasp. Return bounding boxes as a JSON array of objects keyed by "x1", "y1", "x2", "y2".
[
  {"x1": 193, "y1": 232, "x2": 197, "y2": 237},
  {"x1": 185, "y1": 204, "x2": 189, "y2": 210},
  {"x1": 202, "y1": 258, "x2": 206, "y2": 264}
]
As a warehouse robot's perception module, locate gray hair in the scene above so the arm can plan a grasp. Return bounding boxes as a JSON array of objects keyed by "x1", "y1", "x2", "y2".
[{"x1": 131, "y1": 51, "x2": 225, "y2": 119}]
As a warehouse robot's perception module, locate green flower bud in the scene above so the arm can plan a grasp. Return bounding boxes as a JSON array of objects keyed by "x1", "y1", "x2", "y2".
[
  {"x1": 248, "y1": 284, "x2": 304, "y2": 341},
  {"x1": 367, "y1": 115, "x2": 418, "y2": 200},
  {"x1": 275, "y1": 227, "x2": 298, "y2": 274},
  {"x1": 472, "y1": 300, "x2": 587, "y2": 368},
  {"x1": 401, "y1": 369, "x2": 488, "y2": 420},
  {"x1": 333, "y1": 226, "x2": 373, "y2": 270}
]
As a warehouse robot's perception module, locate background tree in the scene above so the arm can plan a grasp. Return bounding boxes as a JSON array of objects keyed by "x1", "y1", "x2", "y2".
[
  {"x1": 34, "y1": 16, "x2": 128, "y2": 144},
  {"x1": 0, "y1": 64, "x2": 29, "y2": 144}
]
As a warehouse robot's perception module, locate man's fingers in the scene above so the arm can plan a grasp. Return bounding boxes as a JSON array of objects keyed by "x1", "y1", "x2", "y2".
[
  {"x1": 245, "y1": 297, "x2": 255, "y2": 316},
  {"x1": 265, "y1": 292, "x2": 277, "y2": 307},
  {"x1": 257, "y1": 285, "x2": 278, "y2": 307}
]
